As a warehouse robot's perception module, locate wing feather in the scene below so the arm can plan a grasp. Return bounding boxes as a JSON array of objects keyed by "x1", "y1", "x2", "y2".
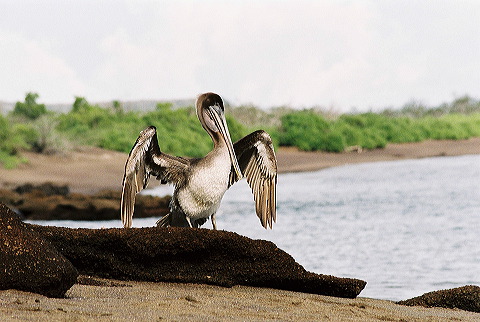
[
  {"x1": 233, "y1": 130, "x2": 277, "y2": 229},
  {"x1": 120, "y1": 126, "x2": 190, "y2": 228}
]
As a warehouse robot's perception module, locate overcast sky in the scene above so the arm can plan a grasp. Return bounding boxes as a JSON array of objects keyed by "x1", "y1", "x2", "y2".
[{"x1": 0, "y1": 1, "x2": 478, "y2": 111}]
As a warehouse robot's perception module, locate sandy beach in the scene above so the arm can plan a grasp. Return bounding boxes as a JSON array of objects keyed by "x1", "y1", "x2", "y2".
[
  {"x1": 1, "y1": 137, "x2": 480, "y2": 194},
  {"x1": 1, "y1": 138, "x2": 480, "y2": 320},
  {"x1": 1, "y1": 277, "x2": 478, "y2": 321}
]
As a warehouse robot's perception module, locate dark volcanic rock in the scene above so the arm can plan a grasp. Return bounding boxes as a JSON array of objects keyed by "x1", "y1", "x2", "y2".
[
  {"x1": 397, "y1": 285, "x2": 480, "y2": 313},
  {"x1": 15, "y1": 182, "x2": 70, "y2": 196},
  {"x1": 0, "y1": 203, "x2": 78, "y2": 297},
  {"x1": 0, "y1": 184, "x2": 170, "y2": 221},
  {"x1": 29, "y1": 224, "x2": 366, "y2": 298}
]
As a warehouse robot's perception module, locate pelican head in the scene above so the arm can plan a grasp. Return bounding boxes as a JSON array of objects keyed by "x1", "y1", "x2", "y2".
[{"x1": 196, "y1": 92, "x2": 242, "y2": 181}]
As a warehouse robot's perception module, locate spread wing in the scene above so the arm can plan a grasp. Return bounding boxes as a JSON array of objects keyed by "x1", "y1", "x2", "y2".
[
  {"x1": 121, "y1": 126, "x2": 190, "y2": 228},
  {"x1": 233, "y1": 130, "x2": 277, "y2": 229}
]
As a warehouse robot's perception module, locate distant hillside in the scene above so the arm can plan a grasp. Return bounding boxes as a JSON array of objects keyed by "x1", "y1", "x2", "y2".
[
  {"x1": 95, "y1": 99, "x2": 196, "y2": 113},
  {"x1": 0, "y1": 101, "x2": 14, "y2": 114},
  {"x1": 0, "y1": 98, "x2": 196, "y2": 114}
]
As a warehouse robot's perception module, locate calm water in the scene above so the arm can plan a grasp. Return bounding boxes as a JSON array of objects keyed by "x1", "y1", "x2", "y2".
[{"x1": 29, "y1": 155, "x2": 480, "y2": 301}]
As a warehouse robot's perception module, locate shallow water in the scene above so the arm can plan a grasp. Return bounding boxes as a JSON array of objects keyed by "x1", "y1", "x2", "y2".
[{"x1": 28, "y1": 154, "x2": 480, "y2": 301}]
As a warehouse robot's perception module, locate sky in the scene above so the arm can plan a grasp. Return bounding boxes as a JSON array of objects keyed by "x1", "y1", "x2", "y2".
[{"x1": 0, "y1": 0, "x2": 479, "y2": 111}]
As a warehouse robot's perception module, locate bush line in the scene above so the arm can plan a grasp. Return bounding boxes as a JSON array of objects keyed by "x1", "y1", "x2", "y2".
[{"x1": 1, "y1": 93, "x2": 480, "y2": 168}]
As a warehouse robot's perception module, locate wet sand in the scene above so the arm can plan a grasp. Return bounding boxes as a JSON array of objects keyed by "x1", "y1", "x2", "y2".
[
  {"x1": 276, "y1": 137, "x2": 480, "y2": 173},
  {"x1": 1, "y1": 139, "x2": 480, "y2": 320}
]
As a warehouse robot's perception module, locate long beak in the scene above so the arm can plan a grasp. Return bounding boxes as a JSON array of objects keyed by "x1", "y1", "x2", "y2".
[{"x1": 208, "y1": 106, "x2": 242, "y2": 181}]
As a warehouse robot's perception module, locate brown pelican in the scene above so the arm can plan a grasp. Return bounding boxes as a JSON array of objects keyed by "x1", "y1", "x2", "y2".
[{"x1": 121, "y1": 92, "x2": 277, "y2": 229}]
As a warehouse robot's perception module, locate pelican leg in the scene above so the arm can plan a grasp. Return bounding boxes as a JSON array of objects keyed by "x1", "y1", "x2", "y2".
[
  {"x1": 185, "y1": 216, "x2": 193, "y2": 228},
  {"x1": 211, "y1": 214, "x2": 217, "y2": 230}
]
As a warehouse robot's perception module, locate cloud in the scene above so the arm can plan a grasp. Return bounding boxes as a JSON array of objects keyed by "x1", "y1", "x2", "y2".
[
  {"x1": 4, "y1": 2, "x2": 377, "y2": 107},
  {"x1": 0, "y1": 30, "x2": 85, "y2": 103},
  {"x1": 93, "y1": 1, "x2": 377, "y2": 109},
  {"x1": 0, "y1": 1, "x2": 478, "y2": 110}
]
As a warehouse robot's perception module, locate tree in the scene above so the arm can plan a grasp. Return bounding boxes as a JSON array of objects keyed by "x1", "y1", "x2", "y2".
[
  {"x1": 112, "y1": 100, "x2": 124, "y2": 114},
  {"x1": 72, "y1": 96, "x2": 89, "y2": 112},
  {"x1": 12, "y1": 92, "x2": 47, "y2": 120}
]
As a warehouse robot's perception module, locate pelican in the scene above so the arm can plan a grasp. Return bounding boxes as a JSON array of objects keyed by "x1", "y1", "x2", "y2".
[{"x1": 121, "y1": 92, "x2": 277, "y2": 229}]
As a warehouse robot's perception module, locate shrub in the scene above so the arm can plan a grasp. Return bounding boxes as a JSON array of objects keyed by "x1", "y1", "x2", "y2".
[
  {"x1": 323, "y1": 131, "x2": 346, "y2": 152},
  {"x1": 0, "y1": 115, "x2": 29, "y2": 168},
  {"x1": 279, "y1": 110, "x2": 330, "y2": 150},
  {"x1": 12, "y1": 92, "x2": 47, "y2": 120},
  {"x1": 31, "y1": 115, "x2": 70, "y2": 154}
]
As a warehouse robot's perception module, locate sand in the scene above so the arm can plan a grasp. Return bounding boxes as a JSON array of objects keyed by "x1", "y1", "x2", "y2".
[
  {"x1": 276, "y1": 137, "x2": 480, "y2": 173},
  {"x1": 1, "y1": 139, "x2": 480, "y2": 320},
  {"x1": 1, "y1": 277, "x2": 479, "y2": 321}
]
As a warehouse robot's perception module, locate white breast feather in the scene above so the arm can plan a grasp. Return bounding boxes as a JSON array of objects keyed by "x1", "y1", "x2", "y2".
[{"x1": 177, "y1": 154, "x2": 231, "y2": 219}]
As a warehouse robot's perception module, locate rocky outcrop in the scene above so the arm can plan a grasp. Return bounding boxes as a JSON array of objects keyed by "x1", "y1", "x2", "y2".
[
  {"x1": 29, "y1": 224, "x2": 366, "y2": 298},
  {"x1": 0, "y1": 183, "x2": 169, "y2": 221},
  {"x1": 398, "y1": 285, "x2": 480, "y2": 313},
  {"x1": 0, "y1": 203, "x2": 78, "y2": 297}
]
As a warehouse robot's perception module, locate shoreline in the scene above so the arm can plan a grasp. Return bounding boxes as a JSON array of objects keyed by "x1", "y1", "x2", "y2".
[
  {"x1": 276, "y1": 137, "x2": 480, "y2": 173},
  {"x1": 1, "y1": 137, "x2": 480, "y2": 194}
]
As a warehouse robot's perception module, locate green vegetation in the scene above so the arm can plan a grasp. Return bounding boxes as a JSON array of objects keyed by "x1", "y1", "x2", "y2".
[
  {"x1": 56, "y1": 98, "x2": 248, "y2": 157},
  {"x1": 0, "y1": 115, "x2": 30, "y2": 168},
  {"x1": 1, "y1": 93, "x2": 480, "y2": 168},
  {"x1": 278, "y1": 111, "x2": 480, "y2": 152},
  {"x1": 12, "y1": 92, "x2": 48, "y2": 120}
]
